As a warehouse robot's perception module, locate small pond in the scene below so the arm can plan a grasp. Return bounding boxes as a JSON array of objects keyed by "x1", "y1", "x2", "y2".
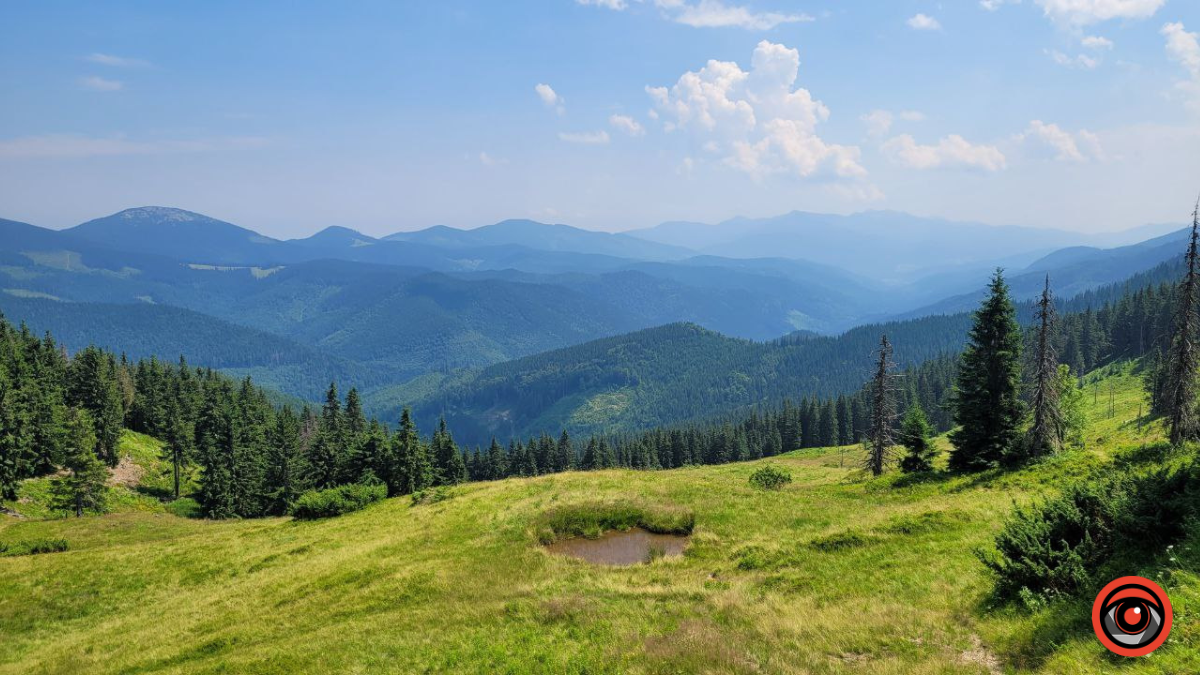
[{"x1": 546, "y1": 528, "x2": 689, "y2": 566}]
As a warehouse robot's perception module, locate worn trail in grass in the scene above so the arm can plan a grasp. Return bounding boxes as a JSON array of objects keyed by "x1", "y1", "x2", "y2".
[{"x1": 1, "y1": 361, "x2": 1197, "y2": 674}]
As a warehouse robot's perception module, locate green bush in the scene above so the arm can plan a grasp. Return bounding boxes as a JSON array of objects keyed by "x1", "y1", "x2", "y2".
[
  {"x1": 411, "y1": 487, "x2": 453, "y2": 506},
  {"x1": 980, "y1": 463, "x2": 1199, "y2": 601},
  {"x1": 291, "y1": 483, "x2": 387, "y2": 520},
  {"x1": 535, "y1": 501, "x2": 694, "y2": 545},
  {"x1": 808, "y1": 530, "x2": 875, "y2": 552},
  {"x1": 0, "y1": 538, "x2": 69, "y2": 557},
  {"x1": 749, "y1": 465, "x2": 792, "y2": 491}
]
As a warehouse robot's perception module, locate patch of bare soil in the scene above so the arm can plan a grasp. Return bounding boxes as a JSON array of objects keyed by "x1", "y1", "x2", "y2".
[
  {"x1": 959, "y1": 634, "x2": 1002, "y2": 674},
  {"x1": 108, "y1": 455, "x2": 143, "y2": 488}
]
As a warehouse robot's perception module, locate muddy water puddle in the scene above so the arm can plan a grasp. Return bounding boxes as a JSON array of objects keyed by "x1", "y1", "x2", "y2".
[{"x1": 546, "y1": 528, "x2": 689, "y2": 565}]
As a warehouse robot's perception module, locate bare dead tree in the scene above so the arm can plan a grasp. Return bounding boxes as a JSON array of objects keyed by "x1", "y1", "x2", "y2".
[
  {"x1": 1166, "y1": 198, "x2": 1200, "y2": 446},
  {"x1": 1026, "y1": 275, "x2": 1062, "y2": 457},
  {"x1": 865, "y1": 334, "x2": 898, "y2": 476}
]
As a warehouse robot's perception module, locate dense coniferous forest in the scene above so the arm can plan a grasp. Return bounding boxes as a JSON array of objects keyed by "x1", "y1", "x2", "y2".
[{"x1": 0, "y1": 247, "x2": 1190, "y2": 519}]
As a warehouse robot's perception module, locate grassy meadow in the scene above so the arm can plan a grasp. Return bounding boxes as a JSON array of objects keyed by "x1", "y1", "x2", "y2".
[{"x1": 1, "y1": 361, "x2": 1198, "y2": 674}]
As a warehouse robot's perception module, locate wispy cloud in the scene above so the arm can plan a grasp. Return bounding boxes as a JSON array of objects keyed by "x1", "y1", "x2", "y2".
[
  {"x1": 535, "y1": 83, "x2": 565, "y2": 114},
  {"x1": 85, "y1": 53, "x2": 150, "y2": 68},
  {"x1": 667, "y1": 0, "x2": 813, "y2": 30},
  {"x1": 1047, "y1": 50, "x2": 1100, "y2": 69},
  {"x1": 609, "y1": 114, "x2": 645, "y2": 136},
  {"x1": 0, "y1": 134, "x2": 269, "y2": 159},
  {"x1": 479, "y1": 151, "x2": 509, "y2": 166},
  {"x1": 576, "y1": 0, "x2": 628, "y2": 8},
  {"x1": 558, "y1": 130, "x2": 611, "y2": 145},
  {"x1": 577, "y1": 0, "x2": 812, "y2": 31},
  {"x1": 79, "y1": 76, "x2": 123, "y2": 92},
  {"x1": 1035, "y1": 0, "x2": 1164, "y2": 26},
  {"x1": 1082, "y1": 35, "x2": 1114, "y2": 50},
  {"x1": 1017, "y1": 120, "x2": 1104, "y2": 162}
]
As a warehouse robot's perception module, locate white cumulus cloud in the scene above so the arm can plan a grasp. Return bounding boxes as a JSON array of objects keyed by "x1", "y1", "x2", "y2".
[
  {"x1": 558, "y1": 130, "x2": 611, "y2": 144},
  {"x1": 647, "y1": 40, "x2": 865, "y2": 179},
  {"x1": 609, "y1": 114, "x2": 645, "y2": 136},
  {"x1": 1162, "y1": 22, "x2": 1200, "y2": 111},
  {"x1": 1017, "y1": 120, "x2": 1104, "y2": 161},
  {"x1": 1035, "y1": 0, "x2": 1164, "y2": 26},
  {"x1": 907, "y1": 14, "x2": 942, "y2": 30},
  {"x1": 881, "y1": 134, "x2": 1007, "y2": 171},
  {"x1": 1082, "y1": 35, "x2": 1114, "y2": 49},
  {"x1": 1163, "y1": 22, "x2": 1200, "y2": 77}
]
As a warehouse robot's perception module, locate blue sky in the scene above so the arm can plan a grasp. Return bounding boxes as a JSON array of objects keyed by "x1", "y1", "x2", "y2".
[{"x1": 1, "y1": 0, "x2": 1198, "y2": 237}]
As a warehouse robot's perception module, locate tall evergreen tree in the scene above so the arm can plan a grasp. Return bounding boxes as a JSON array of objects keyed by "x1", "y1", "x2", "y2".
[
  {"x1": 1024, "y1": 276, "x2": 1063, "y2": 461},
  {"x1": 949, "y1": 269, "x2": 1024, "y2": 472},
  {"x1": 1162, "y1": 204, "x2": 1200, "y2": 445},
  {"x1": 393, "y1": 408, "x2": 432, "y2": 494},
  {"x1": 51, "y1": 408, "x2": 108, "y2": 517},
  {"x1": 865, "y1": 334, "x2": 897, "y2": 477},
  {"x1": 264, "y1": 406, "x2": 306, "y2": 515},
  {"x1": 556, "y1": 430, "x2": 574, "y2": 472},
  {"x1": 432, "y1": 417, "x2": 467, "y2": 486},
  {"x1": 305, "y1": 383, "x2": 344, "y2": 489}
]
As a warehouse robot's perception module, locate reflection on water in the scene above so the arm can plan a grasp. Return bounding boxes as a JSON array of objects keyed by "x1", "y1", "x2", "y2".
[{"x1": 546, "y1": 528, "x2": 689, "y2": 565}]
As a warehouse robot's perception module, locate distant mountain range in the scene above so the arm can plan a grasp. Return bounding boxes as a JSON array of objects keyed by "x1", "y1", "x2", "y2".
[
  {"x1": 628, "y1": 210, "x2": 1181, "y2": 283},
  {"x1": 0, "y1": 205, "x2": 1188, "y2": 432}
]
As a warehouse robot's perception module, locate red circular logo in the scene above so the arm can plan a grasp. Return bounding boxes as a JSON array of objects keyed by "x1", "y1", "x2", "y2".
[{"x1": 1092, "y1": 576, "x2": 1172, "y2": 657}]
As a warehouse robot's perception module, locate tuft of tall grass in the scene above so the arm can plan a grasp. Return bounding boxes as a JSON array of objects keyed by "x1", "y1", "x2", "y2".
[
  {"x1": 0, "y1": 538, "x2": 69, "y2": 557},
  {"x1": 534, "y1": 501, "x2": 695, "y2": 545}
]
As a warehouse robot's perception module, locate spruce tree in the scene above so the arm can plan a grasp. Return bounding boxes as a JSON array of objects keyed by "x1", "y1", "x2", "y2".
[
  {"x1": 432, "y1": 417, "x2": 467, "y2": 486},
  {"x1": 393, "y1": 408, "x2": 432, "y2": 494},
  {"x1": 1163, "y1": 203, "x2": 1200, "y2": 445},
  {"x1": 949, "y1": 269, "x2": 1024, "y2": 472},
  {"x1": 305, "y1": 383, "x2": 344, "y2": 489},
  {"x1": 865, "y1": 334, "x2": 897, "y2": 476},
  {"x1": 1023, "y1": 276, "x2": 1063, "y2": 462},
  {"x1": 556, "y1": 430, "x2": 574, "y2": 472},
  {"x1": 898, "y1": 403, "x2": 935, "y2": 473},
  {"x1": 264, "y1": 406, "x2": 306, "y2": 515},
  {"x1": 51, "y1": 408, "x2": 109, "y2": 517}
]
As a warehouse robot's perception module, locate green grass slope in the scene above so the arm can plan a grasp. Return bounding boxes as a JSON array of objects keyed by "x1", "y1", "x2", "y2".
[{"x1": 1, "y1": 363, "x2": 1196, "y2": 674}]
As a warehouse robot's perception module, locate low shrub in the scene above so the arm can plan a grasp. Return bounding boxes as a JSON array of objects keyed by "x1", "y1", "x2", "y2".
[
  {"x1": 0, "y1": 538, "x2": 69, "y2": 557},
  {"x1": 291, "y1": 483, "x2": 387, "y2": 520},
  {"x1": 808, "y1": 530, "x2": 875, "y2": 552},
  {"x1": 749, "y1": 465, "x2": 792, "y2": 491},
  {"x1": 535, "y1": 501, "x2": 694, "y2": 545},
  {"x1": 980, "y1": 462, "x2": 1199, "y2": 601},
  {"x1": 411, "y1": 487, "x2": 453, "y2": 506}
]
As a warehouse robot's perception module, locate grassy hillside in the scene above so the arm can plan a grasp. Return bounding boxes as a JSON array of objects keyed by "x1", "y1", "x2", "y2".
[{"x1": 1, "y1": 363, "x2": 1196, "y2": 674}]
